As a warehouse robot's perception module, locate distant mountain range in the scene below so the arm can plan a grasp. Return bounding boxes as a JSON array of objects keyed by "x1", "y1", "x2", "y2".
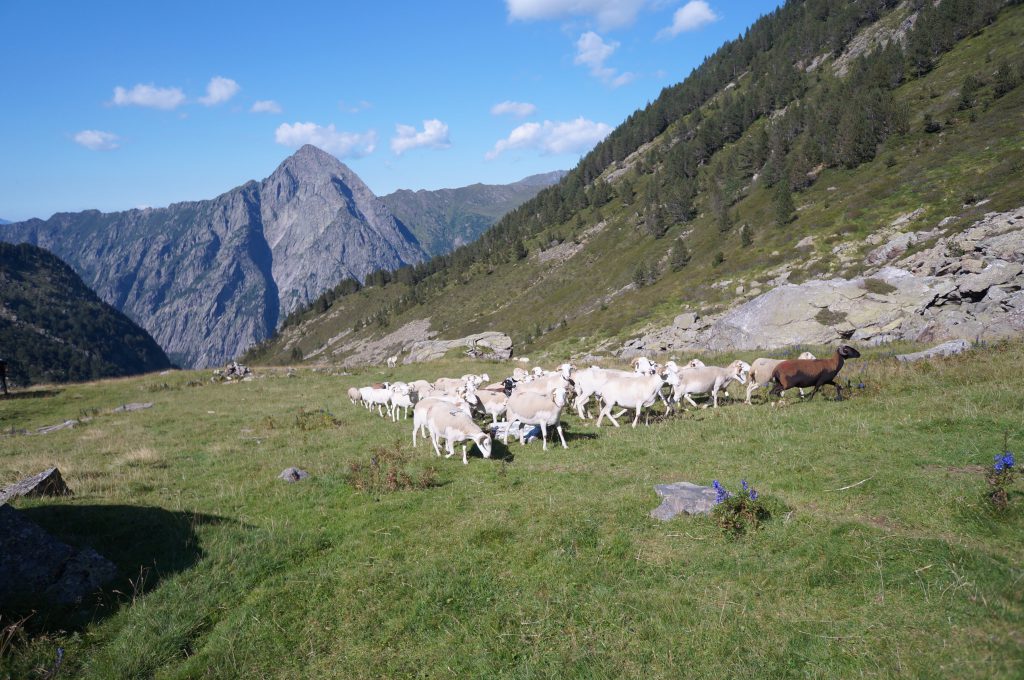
[
  {"x1": 0, "y1": 219, "x2": 11, "y2": 225},
  {"x1": 0, "y1": 242, "x2": 171, "y2": 385},
  {"x1": 381, "y1": 171, "x2": 566, "y2": 257},
  {"x1": 0, "y1": 147, "x2": 561, "y2": 367}
]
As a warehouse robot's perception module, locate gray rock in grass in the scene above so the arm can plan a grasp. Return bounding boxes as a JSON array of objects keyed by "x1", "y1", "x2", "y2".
[{"x1": 650, "y1": 482, "x2": 718, "y2": 520}]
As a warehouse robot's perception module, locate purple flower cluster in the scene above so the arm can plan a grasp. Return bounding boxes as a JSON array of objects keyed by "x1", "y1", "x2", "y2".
[
  {"x1": 993, "y1": 451, "x2": 1015, "y2": 472},
  {"x1": 712, "y1": 480, "x2": 731, "y2": 504},
  {"x1": 713, "y1": 479, "x2": 759, "y2": 503}
]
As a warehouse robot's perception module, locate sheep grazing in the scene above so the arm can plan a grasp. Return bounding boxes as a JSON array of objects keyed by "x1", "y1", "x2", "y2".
[
  {"x1": 505, "y1": 386, "x2": 570, "y2": 450},
  {"x1": 770, "y1": 345, "x2": 861, "y2": 401},
  {"x1": 347, "y1": 386, "x2": 362, "y2": 405},
  {"x1": 426, "y1": 405, "x2": 492, "y2": 464},
  {"x1": 595, "y1": 372, "x2": 680, "y2": 428},
  {"x1": 386, "y1": 355, "x2": 398, "y2": 368},
  {"x1": 672, "y1": 360, "x2": 750, "y2": 410},
  {"x1": 744, "y1": 352, "x2": 816, "y2": 404}
]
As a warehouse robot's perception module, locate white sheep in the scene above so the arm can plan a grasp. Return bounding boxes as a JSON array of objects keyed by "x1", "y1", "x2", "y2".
[
  {"x1": 426, "y1": 405, "x2": 492, "y2": 465},
  {"x1": 474, "y1": 386, "x2": 509, "y2": 424},
  {"x1": 412, "y1": 394, "x2": 471, "y2": 447},
  {"x1": 359, "y1": 383, "x2": 392, "y2": 416},
  {"x1": 672, "y1": 360, "x2": 750, "y2": 409},
  {"x1": 514, "y1": 363, "x2": 574, "y2": 395},
  {"x1": 572, "y1": 366, "x2": 632, "y2": 419},
  {"x1": 511, "y1": 367, "x2": 530, "y2": 382},
  {"x1": 347, "y1": 387, "x2": 362, "y2": 405},
  {"x1": 504, "y1": 386, "x2": 570, "y2": 450},
  {"x1": 386, "y1": 355, "x2": 398, "y2": 368},
  {"x1": 631, "y1": 356, "x2": 660, "y2": 375},
  {"x1": 389, "y1": 382, "x2": 417, "y2": 421},
  {"x1": 595, "y1": 372, "x2": 679, "y2": 428},
  {"x1": 744, "y1": 352, "x2": 816, "y2": 404}
]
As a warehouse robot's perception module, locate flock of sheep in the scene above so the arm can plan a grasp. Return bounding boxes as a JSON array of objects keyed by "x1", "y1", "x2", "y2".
[{"x1": 348, "y1": 346, "x2": 862, "y2": 464}]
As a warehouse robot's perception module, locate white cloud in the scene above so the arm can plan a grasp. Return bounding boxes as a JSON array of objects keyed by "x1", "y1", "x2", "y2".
[
  {"x1": 198, "y1": 76, "x2": 240, "y2": 106},
  {"x1": 251, "y1": 99, "x2": 282, "y2": 114},
  {"x1": 574, "y1": 32, "x2": 634, "y2": 88},
  {"x1": 339, "y1": 99, "x2": 372, "y2": 113},
  {"x1": 73, "y1": 130, "x2": 120, "y2": 151},
  {"x1": 274, "y1": 122, "x2": 377, "y2": 158},
  {"x1": 658, "y1": 0, "x2": 718, "y2": 38},
  {"x1": 390, "y1": 119, "x2": 452, "y2": 155},
  {"x1": 491, "y1": 100, "x2": 537, "y2": 117},
  {"x1": 506, "y1": 0, "x2": 646, "y2": 29},
  {"x1": 486, "y1": 117, "x2": 611, "y2": 159},
  {"x1": 111, "y1": 83, "x2": 186, "y2": 109}
]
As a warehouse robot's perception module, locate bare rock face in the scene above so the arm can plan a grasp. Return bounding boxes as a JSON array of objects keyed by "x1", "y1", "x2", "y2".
[
  {"x1": 0, "y1": 145, "x2": 426, "y2": 368},
  {"x1": 623, "y1": 208, "x2": 1024, "y2": 355}
]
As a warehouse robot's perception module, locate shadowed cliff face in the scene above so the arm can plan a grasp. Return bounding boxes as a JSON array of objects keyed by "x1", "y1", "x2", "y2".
[{"x1": 0, "y1": 145, "x2": 426, "y2": 368}]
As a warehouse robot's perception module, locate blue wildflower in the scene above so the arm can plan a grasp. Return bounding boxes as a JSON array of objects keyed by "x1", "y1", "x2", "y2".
[
  {"x1": 749, "y1": 488, "x2": 758, "y2": 501},
  {"x1": 741, "y1": 479, "x2": 749, "y2": 492},
  {"x1": 994, "y1": 458, "x2": 1005, "y2": 472},
  {"x1": 712, "y1": 479, "x2": 730, "y2": 504},
  {"x1": 1002, "y1": 452, "x2": 1015, "y2": 468}
]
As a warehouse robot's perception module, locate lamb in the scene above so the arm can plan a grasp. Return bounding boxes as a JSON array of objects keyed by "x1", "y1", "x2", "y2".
[
  {"x1": 386, "y1": 355, "x2": 398, "y2": 368},
  {"x1": 389, "y1": 382, "x2": 417, "y2": 421},
  {"x1": 347, "y1": 387, "x2": 363, "y2": 405},
  {"x1": 770, "y1": 345, "x2": 861, "y2": 401},
  {"x1": 744, "y1": 352, "x2": 816, "y2": 404},
  {"x1": 504, "y1": 386, "x2": 570, "y2": 450},
  {"x1": 595, "y1": 372, "x2": 680, "y2": 428},
  {"x1": 425, "y1": 405, "x2": 492, "y2": 465},
  {"x1": 672, "y1": 360, "x2": 750, "y2": 409}
]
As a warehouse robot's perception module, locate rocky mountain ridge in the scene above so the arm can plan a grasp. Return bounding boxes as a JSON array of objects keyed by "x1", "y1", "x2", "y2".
[
  {"x1": 380, "y1": 171, "x2": 566, "y2": 257},
  {"x1": 0, "y1": 145, "x2": 426, "y2": 367}
]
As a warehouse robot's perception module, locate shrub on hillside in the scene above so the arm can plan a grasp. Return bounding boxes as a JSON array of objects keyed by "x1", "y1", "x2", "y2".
[{"x1": 345, "y1": 443, "x2": 439, "y2": 496}]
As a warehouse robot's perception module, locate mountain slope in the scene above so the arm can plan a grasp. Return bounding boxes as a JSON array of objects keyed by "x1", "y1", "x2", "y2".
[
  {"x1": 381, "y1": 171, "x2": 566, "y2": 256},
  {"x1": 245, "y1": 0, "x2": 1024, "y2": 366},
  {"x1": 0, "y1": 145, "x2": 426, "y2": 367},
  {"x1": 0, "y1": 242, "x2": 172, "y2": 386}
]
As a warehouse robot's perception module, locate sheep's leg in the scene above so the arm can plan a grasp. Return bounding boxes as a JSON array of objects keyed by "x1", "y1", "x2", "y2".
[
  {"x1": 825, "y1": 380, "x2": 843, "y2": 401},
  {"x1": 745, "y1": 381, "x2": 757, "y2": 405},
  {"x1": 807, "y1": 385, "x2": 821, "y2": 400},
  {"x1": 462, "y1": 443, "x2": 468, "y2": 465},
  {"x1": 712, "y1": 388, "x2": 719, "y2": 408},
  {"x1": 412, "y1": 422, "x2": 418, "y2": 447},
  {"x1": 444, "y1": 441, "x2": 457, "y2": 459},
  {"x1": 540, "y1": 421, "x2": 548, "y2": 451},
  {"x1": 684, "y1": 393, "x2": 700, "y2": 409},
  {"x1": 631, "y1": 406, "x2": 642, "y2": 428},
  {"x1": 613, "y1": 409, "x2": 628, "y2": 419},
  {"x1": 431, "y1": 432, "x2": 443, "y2": 457},
  {"x1": 556, "y1": 424, "x2": 567, "y2": 449},
  {"x1": 798, "y1": 388, "x2": 806, "y2": 398},
  {"x1": 598, "y1": 403, "x2": 619, "y2": 428}
]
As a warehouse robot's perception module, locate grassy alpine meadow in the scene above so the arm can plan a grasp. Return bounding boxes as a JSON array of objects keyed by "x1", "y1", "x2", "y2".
[{"x1": 2, "y1": 343, "x2": 1023, "y2": 678}]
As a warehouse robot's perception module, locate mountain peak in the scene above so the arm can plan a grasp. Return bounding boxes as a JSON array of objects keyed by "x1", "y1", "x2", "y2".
[{"x1": 276, "y1": 144, "x2": 351, "y2": 181}]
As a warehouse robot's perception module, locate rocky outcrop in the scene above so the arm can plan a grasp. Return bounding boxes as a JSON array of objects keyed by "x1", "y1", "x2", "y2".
[
  {"x1": 403, "y1": 331, "x2": 513, "y2": 364},
  {"x1": 0, "y1": 468, "x2": 73, "y2": 504},
  {"x1": 0, "y1": 145, "x2": 426, "y2": 368},
  {"x1": 623, "y1": 208, "x2": 1024, "y2": 354}
]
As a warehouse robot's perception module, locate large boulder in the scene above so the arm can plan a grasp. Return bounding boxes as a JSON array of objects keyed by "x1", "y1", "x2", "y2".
[
  {"x1": 0, "y1": 504, "x2": 118, "y2": 608},
  {"x1": 0, "y1": 467, "x2": 73, "y2": 505},
  {"x1": 404, "y1": 331, "x2": 513, "y2": 363},
  {"x1": 704, "y1": 268, "x2": 954, "y2": 351}
]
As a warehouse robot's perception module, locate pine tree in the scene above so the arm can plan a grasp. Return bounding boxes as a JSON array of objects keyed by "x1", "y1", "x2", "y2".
[
  {"x1": 669, "y1": 241, "x2": 691, "y2": 271},
  {"x1": 774, "y1": 180, "x2": 794, "y2": 227}
]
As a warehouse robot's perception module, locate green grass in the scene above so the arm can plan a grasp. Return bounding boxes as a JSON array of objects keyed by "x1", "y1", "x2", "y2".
[{"x1": 2, "y1": 343, "x2": 1023, "y2": 678}]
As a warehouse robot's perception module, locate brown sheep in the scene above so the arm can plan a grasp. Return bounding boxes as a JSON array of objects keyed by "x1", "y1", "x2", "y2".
[{"x1": 770, "y1": 345, "x2": 861, "y2": 401}]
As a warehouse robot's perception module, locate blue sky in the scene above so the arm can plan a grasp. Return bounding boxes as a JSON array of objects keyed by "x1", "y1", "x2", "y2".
[{"x1": 0, "y1": 1, "x2": 777, "y2": 221}]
